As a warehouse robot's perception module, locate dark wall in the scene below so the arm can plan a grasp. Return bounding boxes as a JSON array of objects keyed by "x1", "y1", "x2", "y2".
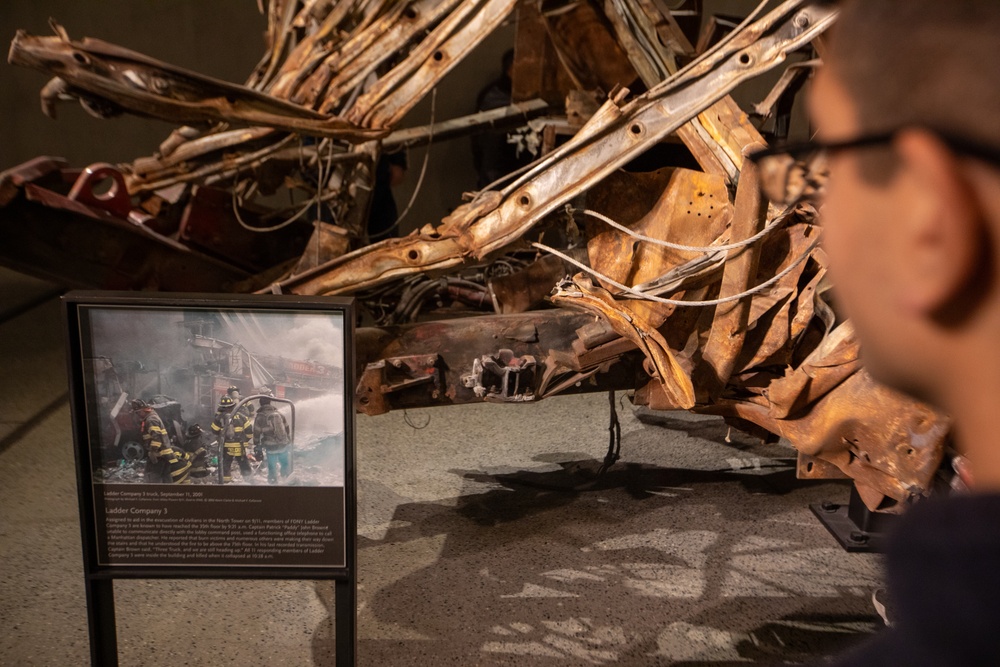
[{"x1": 1, "y1": 1, "x2": 266, "y2": 168}]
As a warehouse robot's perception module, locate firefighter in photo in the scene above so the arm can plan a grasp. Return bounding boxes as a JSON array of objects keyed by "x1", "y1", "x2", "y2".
[
  {"x1": 254, "y1": 396, "x2": 291, "y2": 484},
  {"x1": 182, "y1": 424, "x2": 211, "y2": 480},
  {"x1": 227, "y1": 384, "x2": 254, "y2": 419},
  {"x1": 211, "y1": 395, "x2": 255, "y2": 484},
  {"x1": 131, "y1": 399, "x2": 194, "y2": 484}
]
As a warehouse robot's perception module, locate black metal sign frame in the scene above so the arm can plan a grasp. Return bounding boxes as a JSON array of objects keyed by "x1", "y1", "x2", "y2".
[{"x1": 63, "y1": 291, "x2": 357, "y2": 666}]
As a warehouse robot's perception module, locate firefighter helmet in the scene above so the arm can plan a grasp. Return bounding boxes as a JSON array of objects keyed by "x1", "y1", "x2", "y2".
[
  {"x1": 227, "y1": 385, "x2": 240, "y2": 396},
  {"x1": 218, "y1": 395, "x2": 235, "y2": 409},
  {"x1": 129, "y1": 398, "x2": 150, "y2": 412}
]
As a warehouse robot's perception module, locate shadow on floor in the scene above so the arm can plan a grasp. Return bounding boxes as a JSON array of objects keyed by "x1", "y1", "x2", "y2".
[{"x1": 312, "y1": 457, "x2": 871, "y2": 665}]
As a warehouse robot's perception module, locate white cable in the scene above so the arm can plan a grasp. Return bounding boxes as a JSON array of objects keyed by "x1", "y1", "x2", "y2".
[
  {"x1": 231, "y1": 137, "x2": 334, "y2": 233},
  {"x1": 571, "y1": 207, "x2": 791, "y2": 253},
  {"x1": 533, "y1": 233, "x2": 821, "y2": 307}
]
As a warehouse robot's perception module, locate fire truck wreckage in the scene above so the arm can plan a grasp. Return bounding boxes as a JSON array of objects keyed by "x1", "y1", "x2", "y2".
[{"x1": 1, "y1": 0, "x2": 949, "y2": 515}]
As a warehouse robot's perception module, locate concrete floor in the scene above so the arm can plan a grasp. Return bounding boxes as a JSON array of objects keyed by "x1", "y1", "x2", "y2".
[{"x1": 0, "y1": 268, "x2": 886, "y2": 666}]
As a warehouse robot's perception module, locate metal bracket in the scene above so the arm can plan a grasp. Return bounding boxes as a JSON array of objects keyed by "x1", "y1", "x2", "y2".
[
  {"x1": 461, "y1": 349, "x2": 538, "y2": 402},
  {"x1": 810, "y1": 485, "x2": 896, "y2": 553},
  {"x1": 356, "y1": 353, "x2": 443, "y2": 415}
]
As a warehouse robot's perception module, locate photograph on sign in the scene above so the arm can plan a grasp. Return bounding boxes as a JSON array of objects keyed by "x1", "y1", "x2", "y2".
[{"x1": 73, "y1": 300, "x2": 349, "y2": 569}]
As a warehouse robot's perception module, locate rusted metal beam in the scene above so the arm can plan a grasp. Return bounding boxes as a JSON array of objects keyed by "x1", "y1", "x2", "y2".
[
  {"x1": 382, "y1": 99, "x2": 549, "y2": 151},
  {"x1": 274, "y1": 1, "x2": 837, "y2": 296},
  {"x1": 700, "y1": 149, "x2": 768, "y2": 392},
  {"x1": 8, "y1": 28, "x2": 388, "y2": 142},
  {"x1": 354, "y1": 310, "x2": 643, "y2": 415}
]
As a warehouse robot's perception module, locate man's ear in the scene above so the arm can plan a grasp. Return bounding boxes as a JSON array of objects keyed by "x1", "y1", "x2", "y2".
[{"x1": 892, "y1": 129, "x2": 987, "y2": 323}]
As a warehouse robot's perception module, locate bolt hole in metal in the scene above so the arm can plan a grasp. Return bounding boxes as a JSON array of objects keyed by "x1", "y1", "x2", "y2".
[
  {"x1": 72, "y1": 51, "x2": 88, "y2": 64},
  {"x1": 433, "y1": 51, "x2": 444, "y2": 62},
  {"x1": 738, "y1": 52, "x2": 753, "y2": 66},
  {"x1": 629, "y1": 122, "x2": 644, "y2": 136},
  {"x1": 90, "y1": 176, "x2": 117, "y2": 199},
  {"x1": 517, "y1": 193, "x2": 531, "y2": 208},
  {"x1": 806, "y1": 461, "x2": 814, "y2": 473},
  {"x1": 404, "y1": 7, "x2": 417, "y2": 19},
  {"x1": 407, "y1": 249, "x2": 420, "y2": 261}
]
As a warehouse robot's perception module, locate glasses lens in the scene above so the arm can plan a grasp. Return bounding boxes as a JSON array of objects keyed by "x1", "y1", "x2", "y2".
[{"x1": 756, "y1": 149, "x2": 827, "y2": 207}]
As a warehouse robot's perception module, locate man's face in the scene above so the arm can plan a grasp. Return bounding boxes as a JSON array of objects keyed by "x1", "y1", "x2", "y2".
[{"x1": 808, "y1": 67, "x2": 918, "y2": 389}]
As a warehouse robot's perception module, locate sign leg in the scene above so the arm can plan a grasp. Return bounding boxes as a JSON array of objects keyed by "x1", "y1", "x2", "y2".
[
  {"x1": 335, "y1": 578, "x2": 356, "y2": 665},
  {"x1": 85, "y1": 576, "x2": 118, "y2": 667}
]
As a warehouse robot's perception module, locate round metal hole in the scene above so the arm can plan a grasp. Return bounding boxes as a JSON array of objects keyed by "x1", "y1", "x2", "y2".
[
  {"x1": 629, "y1": 122, "x2": 644, "y2": 136},
  {"x1": 433, "y1": 51, "x2": 444, "y2": 62},
  {"x1": 72, "y1": 51, "x2": 89, "y2": 65},
  {"x1": 738, "y1": 53, "x2": 752, "y2": 66},
  {"x1": 517, "y1": 194, "x2": 531, "y2": 208},
  {"x1": 407, "y1": 249, "x2": 420, "y2": 261},
  {"x1": 90, "y1": 176, "x2": 117, "y2": 199}
]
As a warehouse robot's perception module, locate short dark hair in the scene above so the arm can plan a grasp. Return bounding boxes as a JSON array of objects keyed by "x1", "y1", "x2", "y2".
[
  {"x1": 260, "y1": 397, "x2": 271, "y2": 406},
  {"x1": 829, "y1": 1, "x2": 1000, "y2": 144}
]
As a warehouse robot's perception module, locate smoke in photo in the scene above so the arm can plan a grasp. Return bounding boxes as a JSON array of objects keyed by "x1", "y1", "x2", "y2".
[{"x1": 83, "y1": 304, "x2": 346, "y2": 487}]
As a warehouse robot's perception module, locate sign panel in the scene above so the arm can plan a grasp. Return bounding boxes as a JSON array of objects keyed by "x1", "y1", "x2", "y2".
[{"x1": 65, "y1": 292, "x2": 355, "y2": 577}]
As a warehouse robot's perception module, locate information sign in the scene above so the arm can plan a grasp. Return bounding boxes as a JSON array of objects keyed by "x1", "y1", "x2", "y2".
[{"x1": 64, "y1": 291, "x2": 356, "y2": 665}]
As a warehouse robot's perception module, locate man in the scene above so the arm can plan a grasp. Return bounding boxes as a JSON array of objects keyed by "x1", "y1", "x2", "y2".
[
  {"x1": 471, "y1": 48, "x2": 528, "y2": 189},
  {"x1": 210, "y1": 395, "x2": 255, "y2": 484},
  {"x1": 253, "y1": 397, "x2": 291, "y2": 484},
  {"x1": 753, "y1": 1, "x2": 1000, "y2": 663},
  {"x1": 367, "y1": 149, "x2": 408, "y2": 239},
  {"x1": 131, "y1": 399, "x2": 193, "y2": 484}
]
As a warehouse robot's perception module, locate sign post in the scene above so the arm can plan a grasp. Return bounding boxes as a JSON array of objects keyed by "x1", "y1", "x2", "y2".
[{"x1": 64, "y1": 291, "x2": 357, "y2": 666}]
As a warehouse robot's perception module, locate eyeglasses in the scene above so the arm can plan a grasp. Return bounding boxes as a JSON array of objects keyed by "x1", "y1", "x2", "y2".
[{"x1": 747, "y1": 129, "x2": 1000, "y2": 207}]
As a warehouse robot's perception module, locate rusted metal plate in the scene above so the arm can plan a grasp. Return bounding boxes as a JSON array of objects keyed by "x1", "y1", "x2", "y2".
[
  {"x1": 703, "y1": 369, "x2": 949, "y2": 505},
  {"x1": 0, "y1": 180, "x2": 249, "y2": 291},
  {"x1": 490, "y1": 254, "x2": 567, "y2": 314},
  {"x1": 585, "y1": 167, "x2": 732, "y2": 318},
  {"x1": 700, "y1": 154, "x2": 767, "y2": 390},
  {"x1": 797, "y1": 452, "x2": 850, "y2": 480},
  {"x1": 354, "y1": 310, "x2": 643, "y2": 413},
  {"x1": 177, "y1": 186, "x2": 314, "y2": 273}
]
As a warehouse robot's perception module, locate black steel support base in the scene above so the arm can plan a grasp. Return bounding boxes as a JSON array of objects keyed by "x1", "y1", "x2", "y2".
[{"x1": 810, "y1": 486, "x2": 896, "y2": 553}]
